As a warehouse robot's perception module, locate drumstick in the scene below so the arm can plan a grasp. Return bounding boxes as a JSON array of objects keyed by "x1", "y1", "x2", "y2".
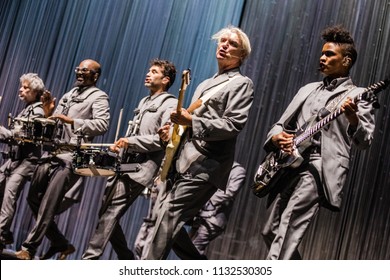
[{"x1": 114, "y1": 108, "x2": 123, "y2": 142}]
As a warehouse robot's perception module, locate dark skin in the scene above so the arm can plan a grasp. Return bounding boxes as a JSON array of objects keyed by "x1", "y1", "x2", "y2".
[
  {"x1": 41, "y1": 59, "x2": 101, "y2": 124},
  {"x1": 272, "y1": 42, "x2": 359, "y2": 154}
]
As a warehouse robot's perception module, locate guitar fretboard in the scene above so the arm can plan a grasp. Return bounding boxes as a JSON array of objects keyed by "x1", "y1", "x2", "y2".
[{"x1": 294, "y1": 79, "x2": 389, "y2": 146}]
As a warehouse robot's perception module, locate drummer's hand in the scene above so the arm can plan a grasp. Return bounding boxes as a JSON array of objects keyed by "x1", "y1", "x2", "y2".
[
  {"x1": 41, "y1": 90, "x2": 56, "y2": 117},
  {"x1": 49, "y1": 114, "x2": 74, "y2": 124},
  {"x1": 111, "y1": 137, "x2": 129, "y2": 153},
  {"x1": 157, "y1": 123, "x2": 172, "y2": 142}
]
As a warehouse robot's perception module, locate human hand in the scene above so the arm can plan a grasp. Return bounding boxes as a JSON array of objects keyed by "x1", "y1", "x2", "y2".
[
  {"x1": 157, "y1": 123, "x2": 172, "y2": 142},
  {"x1": 171, "y1": 108, "x2": 192, "y2": 126},
  {"x1": 271, "y1": 131, "x2": 294, "y2": 154},
  {"x1": 41, "y1": 90, "x2": 56, "y2": 117},
  {"x1": 110, "y1": 137, "x2": 129, "y2": 153},
  {"x1": 49, "y1": 114, "x2": 74, "y2": 125},
  {"x1": 341, "y1": 97, "x2": 359, "y2": 127}
]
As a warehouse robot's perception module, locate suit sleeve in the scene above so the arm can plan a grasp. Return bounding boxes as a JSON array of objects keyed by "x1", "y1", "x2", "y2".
[{"x1": 346, "y1": 90, "x2": 375, "y2": 149}]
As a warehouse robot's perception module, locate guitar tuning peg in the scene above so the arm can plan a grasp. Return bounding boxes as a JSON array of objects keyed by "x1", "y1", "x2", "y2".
[{"x1": 370, "y1": 94, "x2": 380, "y2": 109}]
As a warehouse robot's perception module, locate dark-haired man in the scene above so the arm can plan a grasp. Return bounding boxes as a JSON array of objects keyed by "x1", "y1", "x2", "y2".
[
  {"x1": 16, "y1": 59, "x2": 110, "y2": 260},
  {"x1": 261, "y1": 26, "x2": 376, "y2": 259},
  {"x1": 82, "y1": 59, "x2": 177, "y2": 260}
]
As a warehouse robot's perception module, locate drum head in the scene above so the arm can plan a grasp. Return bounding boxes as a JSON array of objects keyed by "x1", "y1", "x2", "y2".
[
  {"x1": 14, "y1": 117, "x2": 29, "y2": 123},
  {"x1": 34, "y1": 118, "x2": 56, "y2": 125}
]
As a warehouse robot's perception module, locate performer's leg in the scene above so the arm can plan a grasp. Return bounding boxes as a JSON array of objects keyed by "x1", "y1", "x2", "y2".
[
  {"x1": 0, "y1": 172, "x2": 27, "y2": 241},
  {"x1": 22, "y1": 164, "x2": 77, "y2": 256},
  {"x1": 82, "y1": 176, "x2": 144, "y2": 259},
  {"x1": 191, "y1": 219, "x2": 224, "y2": 255},
  {"x1": 144, "y1": 175, "x2": 217, "y2": 260},
  {"x1": 262, "y1": 165, "x2": 322, "y2": 260}
]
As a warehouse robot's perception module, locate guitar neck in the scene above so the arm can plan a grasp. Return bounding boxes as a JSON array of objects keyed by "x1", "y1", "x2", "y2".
[
  {"x1": 294, "y1": 107, "x2": 343, "y2": 146},
  {"x1": 176, "y1": 69, "x2": 190, "y2": 114},
  {"x1": 294, "y1": 79, "x2": 389, "y2": 146}
]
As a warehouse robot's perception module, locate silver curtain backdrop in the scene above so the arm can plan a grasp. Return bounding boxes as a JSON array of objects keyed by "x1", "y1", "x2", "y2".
[{"x1": 0, "y1": 0, "x2": 389, "y2": 260}]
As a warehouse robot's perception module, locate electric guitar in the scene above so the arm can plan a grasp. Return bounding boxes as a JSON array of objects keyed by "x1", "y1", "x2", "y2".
[
  {"x1": 252, "y1": 78, "x2": 390, "y2": 198},
  {"x1": 159, "y1": 69, "x2": 191, "y2": 181}
]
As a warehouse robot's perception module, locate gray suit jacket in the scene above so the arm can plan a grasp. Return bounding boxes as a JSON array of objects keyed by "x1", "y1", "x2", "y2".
[
  {"x1": 0, "y1": 101, "x2": 44, "y2": 178},
  {"x1": 54, "y1": 86, "x2": 110, "y2": 146},
  {"x1": 264, "y1": 78, "x2": 375, "y2": 209},
  {"x1": 124, "y1": 92, "x2": 177, "y2": 188},
  {"x1": 53, "y1": 86, "x2": 110, "y2": 201},
  {"x1": 177, "y1": 68, "x2": 254, "y2": 190}
]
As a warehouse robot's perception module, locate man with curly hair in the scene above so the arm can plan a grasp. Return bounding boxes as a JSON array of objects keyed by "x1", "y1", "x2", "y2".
[
  {"x1": 0, "y1": 73, "x2": 45, "y2": 251},
  {"x1": 261, "y1": 25, "x2": 376, "y2": 259}
]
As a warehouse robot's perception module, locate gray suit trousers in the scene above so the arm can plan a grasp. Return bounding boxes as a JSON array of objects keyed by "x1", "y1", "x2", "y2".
[
  {"x1": 262, "y1": 156, "x2": 323, "y2": 260},
  {"x1": 23, "y1": 160, "x2": 79, "y2": 254},
  {"x1": 144, "y1": 174, "x2": 217, "y2": 260},
  {"x1": 82, "y1": 175, "x2": 144, "y2": 260}
]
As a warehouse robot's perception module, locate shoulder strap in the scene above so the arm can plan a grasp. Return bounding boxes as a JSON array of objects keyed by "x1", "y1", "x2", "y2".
[
  {"x1": 128, "y1": 93, "x2": 176, "y2": 136},
  {"x1": 200, "y1": 75, "x2": 240, "y2": 103},
  {"x1": 187, "y1": 75, "x2": 240, "y2": 113}
]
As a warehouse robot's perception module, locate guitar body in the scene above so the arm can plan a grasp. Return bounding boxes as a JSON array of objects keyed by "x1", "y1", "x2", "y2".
[
  {"x1": 159, "y1": 69, "x2": 191, "y2": 182},
  {"x1": 252, "y1": 149, "x2": 303, "y2": 197},
  {"x1": 159, "y1": 124, "x2": 186, "y2": 181}
]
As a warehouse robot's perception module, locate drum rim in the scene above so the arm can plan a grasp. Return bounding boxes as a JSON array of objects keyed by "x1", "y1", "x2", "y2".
[{"x1": 34, "y1": 117, "x2": 56, "y2": 124}]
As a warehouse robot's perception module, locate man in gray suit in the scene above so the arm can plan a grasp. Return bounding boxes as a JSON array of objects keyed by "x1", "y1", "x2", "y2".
[
  {"x1": 133, "y1": 161, "x2": 246, "y2": 259},
  {"x1": 15, "y1": 59, "x2": 110, "y2": 260},
  {"x1": 82, "y1": 59, "x2": 177, "y2": 260},
  {"x1": 145, "y1": 26, "x2": 254, "y2": 259},
  {"x1": 261, "y1": 26, "x2": 376, "y2": 259},
  {"x1": 0, "y1": 73, "x2": 45, "y2": 250}
]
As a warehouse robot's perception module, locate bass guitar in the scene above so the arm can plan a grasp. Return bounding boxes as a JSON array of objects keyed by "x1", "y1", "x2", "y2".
[
  {"x1": 252, "y1": 78, "x2": 389, "y2": 198},
  {"x1": 159, "y1": 69, "x2": 191, "y2": 181}
]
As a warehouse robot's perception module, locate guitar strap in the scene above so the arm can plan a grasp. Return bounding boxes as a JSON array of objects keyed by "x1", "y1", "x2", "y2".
[
  {"x1": 324, "y1": 85, "x2": 356, "y2": 113},
  {"x1": 176, "y1": 75, "x2": 240, "y2": 173},
  {"x1": 187, "y1": 75, "x2": 240, "y2": 112}
]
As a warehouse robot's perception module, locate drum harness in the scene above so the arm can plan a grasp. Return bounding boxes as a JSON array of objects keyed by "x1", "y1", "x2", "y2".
[{"x1": 99, "y1": 93, "x2": 175, "y2": 216}]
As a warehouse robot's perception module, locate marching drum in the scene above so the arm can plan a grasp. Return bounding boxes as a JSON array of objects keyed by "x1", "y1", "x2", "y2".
[
  {"x1": 73, "y1": 148, "x2": 120, "y2": 177},
  {"x1": 11, "y1": 117, "x2": 34, "y2": 142},
  {"x1": 32, "y1": 118, "x2": 57, "y2": 142},
  {"x1": 11, "y1": 117, "x2": 57, "y2": 144}
]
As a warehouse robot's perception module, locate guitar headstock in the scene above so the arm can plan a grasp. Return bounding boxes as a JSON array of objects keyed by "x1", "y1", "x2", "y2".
[
  {"x1": 182, "y1": 69, "x2": 191, "y2": 89},
  {"x1": 177, "y1": 69, "x2": 191, "y2": 112},
  {"x1": 361, "y1": 78, "x2": 390, "y2": 108},
  {"x1": 367, "y1": 78, "x2": 390, "y2": 94}
]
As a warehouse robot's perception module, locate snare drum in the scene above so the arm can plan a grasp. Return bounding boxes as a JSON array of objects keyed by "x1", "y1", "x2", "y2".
[
  {"x1": 11, "y1": 117, "x2": 34, "y2": 142},
  {"x1": 33, "y1": 118, "x2": 57, "y2": 142},
  {"x1": 73, "y1": 148, "x2": 119, "y2": 177}
]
